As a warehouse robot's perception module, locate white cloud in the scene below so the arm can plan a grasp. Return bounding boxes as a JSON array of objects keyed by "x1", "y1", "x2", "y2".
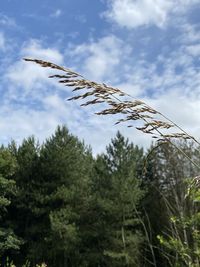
[
  {"x1": 0, "y1": 107, "x2": 59, "y2": 145},
  {"x1": 0, "y1": 41, "x2": 74, "y2": 149},
  {"x1": 0, "y1": 14, "x2": 16, "y2": 27},
  {"x1": 104, "y1": 0, "x2": 199, "y2": 29},
  {"x1": 186, "y1": 44, "x2": 200, "y2": 56},
  {"x1": 179, "y1": 23, "x2": 200, "y2": 44},
  {"x1": 21, "y1": 39, "x2": 63, "y2": 63},
  {"x1": 145, "y1": 92, "x2": 200, "y2": 145},
  {"x1": 68, "y1": 35, "x2": 131, "y2": 81},
  {"x1": 6, "y1": 40, "x2": 63, "y2": 96}
]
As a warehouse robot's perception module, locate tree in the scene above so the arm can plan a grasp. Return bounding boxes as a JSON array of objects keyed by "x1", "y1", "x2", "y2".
[
  {"x1": 33, "y1": 125, "x2": 93, "y2": 267},
  {"x1": 7, "y1": 137, "x2": 40, "y2": 265},
  {"x1": 86, "y1": 132, "x2": 144, "y2": 267},
  {"x1": 143, "y1": 141, "x2": 200, "y2": 266},
  {"x1": 104, "y1": 132, "x2": 144, "y2": 266},
  {"x1": 0, "y1": 147, "x2": 22, "y2": 260}
]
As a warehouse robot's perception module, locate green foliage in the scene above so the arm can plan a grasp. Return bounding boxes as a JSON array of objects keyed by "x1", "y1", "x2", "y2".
[
  {"x1": 1, "y1": 126, "x2": 200, "y2": 267},
  {"x1": 143, "y1": 142, "x2": 200, "y2": 267},
  {"x1": 157, "y1": 178, "x2": 200, "y2": 267},
  {"x1": 36, "y1": 126, "x2": 93, "y2": 266},
  {"x1": 0, "y1": 257, "x2": 47, "y2": 267},
  {"x1": 0, "y1": 148, "x2": 22, "y2": 257},
  {"x1": 87, "y1": 132, "x2": 144, "y2": 266}
]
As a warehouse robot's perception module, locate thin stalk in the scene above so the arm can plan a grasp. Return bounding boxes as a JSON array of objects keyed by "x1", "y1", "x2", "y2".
[
  {"x1": 134, "y1": 206, "x2": 157, "y2": 267},
  {"x1": 112, "y1": 94, "x2": 200, "y2": 170}
]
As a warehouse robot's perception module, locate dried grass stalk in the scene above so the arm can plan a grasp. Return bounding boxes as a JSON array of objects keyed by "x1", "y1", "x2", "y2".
[{"x1": 24, "y1": 58, "x2": 200, "y2": 152}]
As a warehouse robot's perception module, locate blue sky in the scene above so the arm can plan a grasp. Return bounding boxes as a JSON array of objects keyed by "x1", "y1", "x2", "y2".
[{"x1": 1, "y1": 0, "x2": 200, "y2": 153}]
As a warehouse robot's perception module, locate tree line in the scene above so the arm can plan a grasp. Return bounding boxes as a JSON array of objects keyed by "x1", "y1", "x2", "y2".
[{"x1": 0, "y1": 125, "x2": 200, "y2": 267}]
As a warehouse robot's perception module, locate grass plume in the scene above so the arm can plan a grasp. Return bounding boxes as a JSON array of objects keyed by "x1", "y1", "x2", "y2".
[{"x1": 24, "y1": 58, "x2": 200, "y2": 168}]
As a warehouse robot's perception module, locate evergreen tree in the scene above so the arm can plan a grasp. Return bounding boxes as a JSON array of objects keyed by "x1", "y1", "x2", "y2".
[
  {"x1": 104, "y1": 132, "x2": 144, "y2": 266},
  {"x1": 78, "y1": 154, "x2": 114, "y2": 267},
  {"x1": 8, "y1": 137, "x2": 40, "y2": 265},
  {"x1": 0, "y1": 147, "x2": 22, "y2": 259},
  {"x1": 87, "y1": 132, "x2": 144, "y2": 267},
  {"x1": 34, "y1": 126, "x2": 93, "y2": 267}
]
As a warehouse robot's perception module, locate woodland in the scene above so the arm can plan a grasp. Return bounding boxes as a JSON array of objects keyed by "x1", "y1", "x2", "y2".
[{"x1": 0, "y1": 125, "x2": 200, "y2": 267}]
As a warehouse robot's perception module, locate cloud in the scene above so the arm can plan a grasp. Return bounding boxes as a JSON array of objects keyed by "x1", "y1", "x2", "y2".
[
  {"x1": 0, "y1": 39, "x2": 80, "y2": 148},
  {"x1": 2, "y1": 40, "x2": 67, "y2": 136},
  {"x1": 0, "y1": 94, "x2": 85, "y2": 146},
  {"x1": 6, "y1": 40, "x2": 63, "y2": 97},
  {"x1": 68, "y1": 35, "x2": 131, "y2": 81},
  {"x1": 177, "y1": 23, "x2": 200, "y2": 44},
  {"x1": 0, "y1": 14, "x2": 16, "y2": 27},
  {"x1": 21, "y1": 39, "x2": 63, "y2": 63},
  {"x1": 0, "y1": 106, "x2": 59, "y2": 145},
  {"x1": 186, "y1": 44, "x2": 200, "y2": 56},
  {"x1": 104, "y1": 0, "x2": 199, "y2": 29}
]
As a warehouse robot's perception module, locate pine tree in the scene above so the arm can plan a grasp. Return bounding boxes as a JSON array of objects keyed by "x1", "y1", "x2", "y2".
[
  {"x1": 35, "y1": 126, "x2": 93, "y2": 267},
  {"x1": 104, "y1": 132, "x2": 144, "y2": 266},
  {"x1": 8, "y1": 137, "x2": 40, "y2": 265},
  {"x1": 87, "y1": 132, "x2": 144, "y2": 267},
  {"x1": 78, "y1": 154, "x2": 114, "y2": 266},
  {"x1": 0, "y1": 147, "x2": 22, "y2": 259}
]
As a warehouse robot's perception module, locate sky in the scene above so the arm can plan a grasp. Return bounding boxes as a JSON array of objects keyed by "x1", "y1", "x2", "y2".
[{"x1": 0, "y1": 0, "x2": 200, "y2": 154}]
